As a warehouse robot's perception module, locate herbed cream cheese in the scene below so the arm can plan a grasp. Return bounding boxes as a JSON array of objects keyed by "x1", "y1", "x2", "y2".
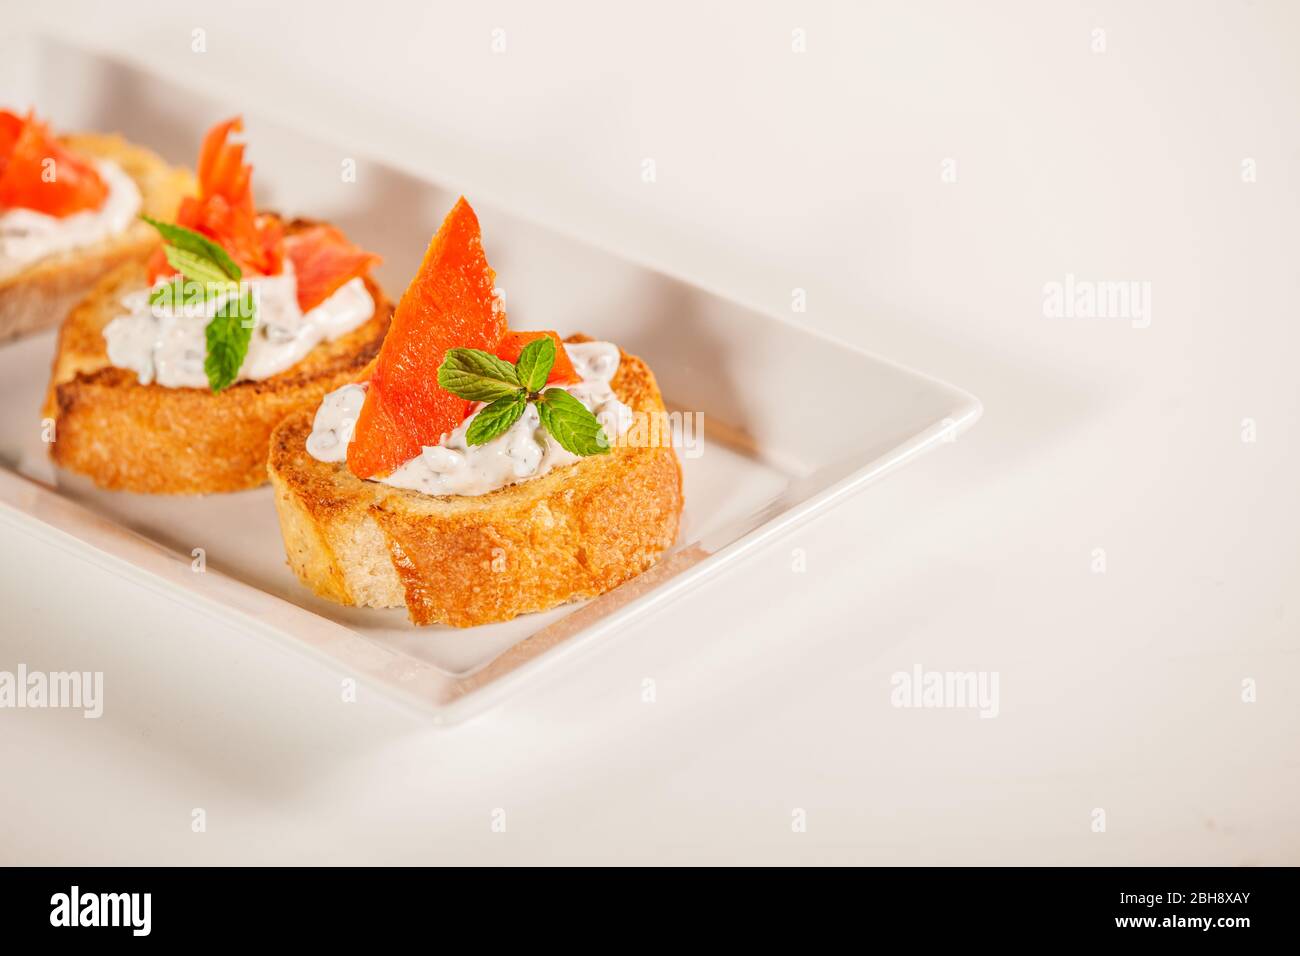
[
  {"x1": 0, "y1": 159, "x2": 142, "y2": 279},
  {"x1": 307, "y1": 341, "x2": 634, "y2": 498},
  {"x1": 102, "y1": 262, "x2": 375, "y2": 389}
]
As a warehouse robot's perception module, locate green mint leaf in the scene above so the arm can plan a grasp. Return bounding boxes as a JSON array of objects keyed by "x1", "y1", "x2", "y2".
[
  {"x1": 148, "y1": 276, "x2": 229, "y2": 310},
  {"x1": 536, "y1": 388, "x2": 610, "y2": 456},
  {"x1": 516, "y1": 335, "x2": 556, "y2": 392},
  {"x1": 437, "y1": 347, "x2": 523, "y2": 403},
  {"x1": 162, "y1": 245, "x2": 236, "y2": 288},
  {"x1": 143, "y1": 216, "x2": 250, "y2": 391},
  {"x1": 141, "y1": 215, "x2": 241, "y2": 282},
  {"x1": 204, "y1": 289, "x2": 256, "y2": 392},
  {"x1": 465, "y1": 392, "x2": 527, "y2": 446}
]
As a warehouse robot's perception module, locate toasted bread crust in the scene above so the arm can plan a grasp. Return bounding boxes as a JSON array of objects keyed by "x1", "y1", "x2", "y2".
[
  {"x1": 46, "y1": 249, "x2": 392, "y2": 494},
  {"x1": 0, "y1": 133, "x2": 194, "y2": 344},
  {"x1": 268, "y1": 341, "x2": 684, "y2": 627}
]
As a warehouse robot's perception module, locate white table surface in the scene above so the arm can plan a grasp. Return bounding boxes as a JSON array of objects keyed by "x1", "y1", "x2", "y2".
[{"x1": 1, "y1": 0, "x2": 1296, "y2": 865}]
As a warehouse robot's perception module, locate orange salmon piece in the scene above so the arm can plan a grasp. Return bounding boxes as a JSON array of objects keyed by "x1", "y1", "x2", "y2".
[
  {"x1": 147, "y1": 116, "x2": 277, "y2": 282},
  {"x1": 0, "y1": 111, "x2": 24, "y2": 170},
  {"x1": 196, "y1": 117, "x2": 254, "y2": 212},
  {"x1": 495, "y1": 330, "x2": 580, "y2": 385},
  {"x1": 284, "y1": 224, "x2": 381, "y2": 312},
  {"x1": 347, "y1": 197, "x2": 506, "y2": 479},
  {"x1": 0, "y1": 110, "x2": 108, "y2": 217}
]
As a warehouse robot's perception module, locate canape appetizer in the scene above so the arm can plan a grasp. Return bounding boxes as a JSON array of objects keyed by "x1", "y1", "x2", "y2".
[
  {"x1": 44, "y1": 117, "x2": 389, "y2": 494},
  {"x1": 269, "y1": 197, "x2": 683, "y2": 627},
  {"x1": 0, "y1": 109, "x2": 192, "y2": 342}
]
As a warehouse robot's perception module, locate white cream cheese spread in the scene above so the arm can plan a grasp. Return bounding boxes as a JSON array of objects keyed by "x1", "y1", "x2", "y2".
[
  {"x1": 306, "y1": 341, "x2": 634, "y2": 497},
  {"x1": 0, "y1": 159, "x2": 142, "y2": 279},
  {"x1": 102, "y1": 262, "x2": 375, "y2": 388}
]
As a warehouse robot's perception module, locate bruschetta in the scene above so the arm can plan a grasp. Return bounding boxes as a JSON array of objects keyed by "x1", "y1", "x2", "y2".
[
  {"x1": 0, "y1": 109, "x2": 192, "y2": 343},
  {"x1": 44, "y1": 117, "x2": 389, "y2": 494},
  {"x1": 269, "y1": 197, "x2": 682, "y2": 627}
]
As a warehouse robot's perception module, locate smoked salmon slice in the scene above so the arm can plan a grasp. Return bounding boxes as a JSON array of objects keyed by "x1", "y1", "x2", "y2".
[
  {"x1": 285, "y1": 224, "x2": 382, "y2": 312},
  {"x1": 0, "y1": 110, "x2": 108, "y2": 217},
  {"x1": 495, "y1": 330, "x2": 580, "y2": 385},
  {"x1": 149, "y1": 116, "x2": 275, "y2": 280},
  {"x1": 195, "y1": 117, "x2": 254, "y2": 213},
  {"x1": 0, "y1": 111, "x2": 24, "y2": 169},
  {"x1": 147, "y1": 118, "x2": 376, "y2": 311},
  {"x1": 347, "y1": 197, "x2": 507, "y2": 480}
]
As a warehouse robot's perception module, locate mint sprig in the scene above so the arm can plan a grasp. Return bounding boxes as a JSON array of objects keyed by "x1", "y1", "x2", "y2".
[
  {"x1": 437, "y1": 337, "x2": 611, "y2": 456},
  {"x1": 436, "y1": 348, "x2": 521, "y2": 402},
  {"x1": 204, "y1": 289, "x2": 256, "y2": 393},
  {"x1": 142, "y1": 216, "x2": 255, "y2": 393},
  {"x1": 515, "y1": 334, "x2": 555, "y2": 392},
  {"x1": 142, "y1": 215, "x2": 242, "y2": 283},
  {"x1": 465, "y1": 392, "x2": 528, "y2": 445},
  {"x1": 536, "y1": 388, "x2": 609, "y2": 454}
]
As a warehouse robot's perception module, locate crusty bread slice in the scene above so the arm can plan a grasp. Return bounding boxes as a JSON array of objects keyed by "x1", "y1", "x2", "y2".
[
  {"x1": 0, "y1": 133, "x2": 195, "y2": 344},
  {"x1": 268, "y1": 338, "x2": 684, "y2": 627},
  {"x1": 45, "y1": 238, "x2": 391, "y2": 494}
]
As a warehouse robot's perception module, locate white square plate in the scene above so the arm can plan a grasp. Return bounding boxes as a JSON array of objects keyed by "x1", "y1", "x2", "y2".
[{"x1": 0, "y1": 35, "x2": 980, "y2": 723}]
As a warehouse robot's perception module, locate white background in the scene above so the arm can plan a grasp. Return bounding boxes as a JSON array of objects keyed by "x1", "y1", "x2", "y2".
[{"x1": 1, "y1": 0, "x2": 1297, "y2": 864}]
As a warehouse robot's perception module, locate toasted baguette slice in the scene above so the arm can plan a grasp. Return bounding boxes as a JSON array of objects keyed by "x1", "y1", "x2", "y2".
[
  {"x1": 0, "y1": 133, "x2": 194, "y2": 344},
  {"x1": 268, "y1": 338, "x2": 684, "y2": 627},
  {"x1": 45, "y1": 235, "x2": 392, "y2": 494}
]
